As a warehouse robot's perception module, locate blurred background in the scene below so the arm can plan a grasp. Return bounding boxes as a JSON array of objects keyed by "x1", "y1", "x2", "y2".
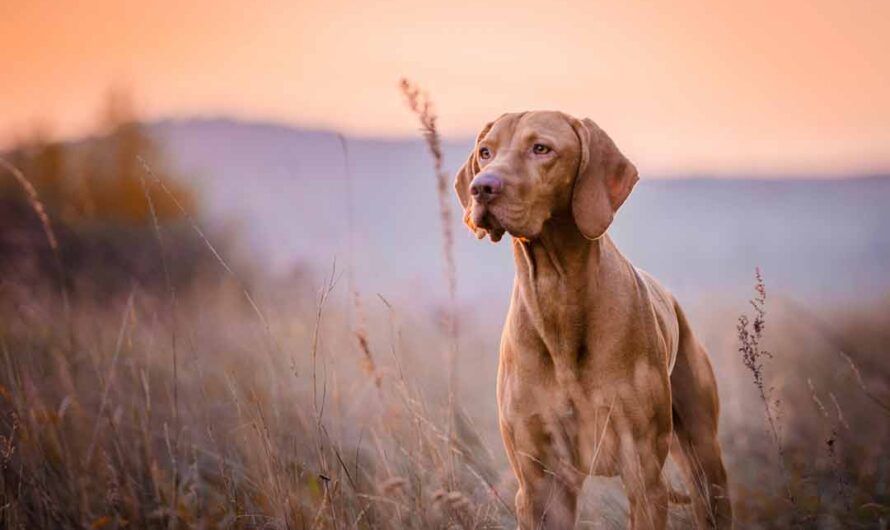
[{"x1": 1, "y1": 1, "x2": 888, "y2": 528}]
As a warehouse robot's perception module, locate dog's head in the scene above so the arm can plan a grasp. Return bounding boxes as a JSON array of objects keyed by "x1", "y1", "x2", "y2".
[{"x1": 454, "y1": 111, "x2": 638, "y2": 242}]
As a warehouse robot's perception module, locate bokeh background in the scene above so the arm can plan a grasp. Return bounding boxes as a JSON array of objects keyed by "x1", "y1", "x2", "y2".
[{"x1": 1, "y1": 1, "x2": 888, "y2": 528}]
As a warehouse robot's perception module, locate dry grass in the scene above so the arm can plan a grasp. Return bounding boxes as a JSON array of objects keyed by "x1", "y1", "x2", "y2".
[
  {"x1": 0, "y1": 258, "x2": 509, "y2": 530},
  {"x1": 0, "y1": 157, "x2": 59, "y2": 253},
  {"x1": 723, "y1": 273, "x2": 890, "y2": 528},
  {"x1": 0, "y1": 156, "x2": 68, "y2": 316},
  {"x1": 2, "y1": 154, "x2": 890, "y2": 530},
  {"x1": 0, "y1": 160, "x2": 509, "y2": 529},
  {"x1": 399, "y1": 79, "x2": 460, "y2": 411},
  {"x1": 736, "y1": 269, "x2": 793, "y2": 509},
  {"x1": 399, "y1": 79, "x2": 463, "y2": 490}
]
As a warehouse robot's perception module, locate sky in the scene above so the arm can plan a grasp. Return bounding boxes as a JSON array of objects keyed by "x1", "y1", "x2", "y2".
[{"x1": 2, "y1": 0, "x2": 889, "y2": 176}]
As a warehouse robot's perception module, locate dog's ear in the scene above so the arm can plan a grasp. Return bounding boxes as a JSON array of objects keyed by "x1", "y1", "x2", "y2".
[
  {"x1": 569, "y1": 117, "x2": 638, "y2": 240},
  {"x1": 454, "y1": 119, "x2": 496, "y2": 239}
]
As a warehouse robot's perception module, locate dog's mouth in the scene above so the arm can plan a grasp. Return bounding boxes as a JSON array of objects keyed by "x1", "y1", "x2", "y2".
[{"x1": 471, "y1": 206, "x2": 506, "y2": 242}]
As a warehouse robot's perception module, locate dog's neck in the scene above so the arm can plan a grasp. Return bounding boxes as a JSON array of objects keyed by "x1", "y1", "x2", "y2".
[
  {"x1": 512, "y1": 214, "x2": 600, "y2": 284},
  {"x1": 510, "y1": 215, "x2": 617, "y2": 377}
]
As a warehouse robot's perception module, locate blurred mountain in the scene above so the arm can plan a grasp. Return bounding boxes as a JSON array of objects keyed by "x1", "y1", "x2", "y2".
[{"x1": 149, "y1": 118, "x2": 890, "y2": 313}]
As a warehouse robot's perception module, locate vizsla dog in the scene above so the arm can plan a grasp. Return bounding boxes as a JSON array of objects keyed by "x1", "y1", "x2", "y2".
[{"x1": 454, "y1": 111, "x2": 732, "y2": 529}]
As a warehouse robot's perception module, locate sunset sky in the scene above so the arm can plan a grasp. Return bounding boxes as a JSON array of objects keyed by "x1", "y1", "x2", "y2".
[{"x1": 2, "y1": 0, "x2": 889, "y2": 175}]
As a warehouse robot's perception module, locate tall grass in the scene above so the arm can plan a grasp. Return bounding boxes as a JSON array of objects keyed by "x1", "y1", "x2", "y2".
[
  {"x1": 399, "y1": 79, "x2": 463, "y2": 489},
  {"x1": 731, "y1": 270, "x2": 890, "y2": 528},
  {"x1": 0, "y1": 160, "x2": 508, "y2": 530},
  {"x1": 0, "y1": 156, "x2": 69, "y2": 324},
  {"x1": 2, "y1": 151, "x2": 890, "y2": 529},
  {"x1": 736, "y1": 269, "x2": 793, "y2": 508}
]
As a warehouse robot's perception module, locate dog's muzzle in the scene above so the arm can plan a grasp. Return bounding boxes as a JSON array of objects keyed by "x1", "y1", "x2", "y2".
[{"x1": 470, "y1": 172, "x2": 503, "y2": 204}]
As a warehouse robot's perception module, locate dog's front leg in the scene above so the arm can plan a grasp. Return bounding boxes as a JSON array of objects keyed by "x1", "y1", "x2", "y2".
[
  {"x1": 623, "y1": 469, "x2": 667, "y2": 530},
  {"x1": 515, "y1": 473, "x2": 580, "y2": 530},
  {"x1": 500, "y1": 411, "x2": 583, "y2": 529},
  {"x1": 618, "y1": 428, "x2": 671, "y2": 530},
  {"x1": 505, "y1": 441, "x2": 580, "y2": 529}
]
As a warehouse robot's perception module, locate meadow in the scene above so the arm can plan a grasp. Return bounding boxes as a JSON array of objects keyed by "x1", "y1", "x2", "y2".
[{"x1": 1, "y1": 94, "x2": 888, "y2": 529}]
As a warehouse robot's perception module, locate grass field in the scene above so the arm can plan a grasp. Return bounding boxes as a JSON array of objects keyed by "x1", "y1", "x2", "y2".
[
  {"x1": 1, "y1": 238, "x2": 889, "y2": 529},
  {"x1": 1, "y1": 116, "x2": 889, "y2": 529}
]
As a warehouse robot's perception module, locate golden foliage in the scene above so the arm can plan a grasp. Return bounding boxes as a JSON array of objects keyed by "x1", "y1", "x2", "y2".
[{"x1": 2, "y1": 88, "x2": 193, "y2": 225}]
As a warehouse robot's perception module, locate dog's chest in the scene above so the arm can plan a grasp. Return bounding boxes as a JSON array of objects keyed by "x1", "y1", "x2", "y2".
[{"x1": 499, "y1": 369, "x2": 627, "y2": 477}]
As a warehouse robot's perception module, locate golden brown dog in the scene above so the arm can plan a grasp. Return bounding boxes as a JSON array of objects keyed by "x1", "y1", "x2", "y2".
[{"x1": 454, "y1": 111, "x2": 732, "y2": 529}]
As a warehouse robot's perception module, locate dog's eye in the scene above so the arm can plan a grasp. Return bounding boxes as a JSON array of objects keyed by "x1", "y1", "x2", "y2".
[
  {"x1": 532, "y1": 144, "x2": 551, "y2": 155},
  {"x1": 479, "y1": 147, "x2": 491, "y2": 160}
]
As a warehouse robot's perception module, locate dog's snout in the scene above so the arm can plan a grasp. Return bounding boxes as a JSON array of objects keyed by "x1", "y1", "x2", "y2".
[{"x1": 470, "y1": 173, "x2": 503, "y2": 203}]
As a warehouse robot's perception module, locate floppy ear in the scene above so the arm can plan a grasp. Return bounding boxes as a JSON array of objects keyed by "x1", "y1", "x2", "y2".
[
  {"x1": 569, "y1": 117, "x2": 639, "y2": 240},
  {"x1": 454, "y1": 120, "x2": 496, "y2": 239}
]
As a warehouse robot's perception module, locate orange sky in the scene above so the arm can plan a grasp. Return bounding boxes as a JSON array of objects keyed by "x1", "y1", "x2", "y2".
[{"x1": 2, "y1": 0, "x2": 889, "y2": 175}]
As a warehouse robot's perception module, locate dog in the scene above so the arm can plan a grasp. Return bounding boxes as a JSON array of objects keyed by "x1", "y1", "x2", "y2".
[{"x1": 454, "y1": 111, "x2": 732, "y2": 529}]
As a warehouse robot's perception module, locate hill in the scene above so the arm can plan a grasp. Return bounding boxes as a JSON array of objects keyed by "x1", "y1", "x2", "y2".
[{"x1": 149, "y1": 118, "x2": 890, "y2": 313}]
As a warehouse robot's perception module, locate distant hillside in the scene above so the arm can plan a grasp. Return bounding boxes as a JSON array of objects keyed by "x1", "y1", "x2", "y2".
[{"x1": 148, "y1": 118, "x2": 890, "y2": 312}]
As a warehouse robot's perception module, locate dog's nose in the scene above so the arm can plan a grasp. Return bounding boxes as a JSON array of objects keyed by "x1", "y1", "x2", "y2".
[{"x1": 470, "y1": 173, "x2": 503, "y2": 203}]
